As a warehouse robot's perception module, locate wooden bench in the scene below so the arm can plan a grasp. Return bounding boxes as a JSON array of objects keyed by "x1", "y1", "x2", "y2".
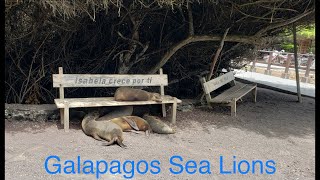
[
  {"x1": 52, "y1": 67, "x2": 182, "y2": 132},
  {"x1": 200, "y1": 71, "x2": 257, "y2": 116}
]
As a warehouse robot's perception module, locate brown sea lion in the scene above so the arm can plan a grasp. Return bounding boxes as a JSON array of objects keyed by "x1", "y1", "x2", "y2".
[
  {"x1": 96, "y1": 106, "x2": 134, "y2": 121},
  {"x1": 114, "y1": 87, "x2": 162, "y2": 102},
  {"x1": 142, "y1": 114, "x2": 175, "y2": 134},
  {"x1": 97, "y1": 114, "x2": 139, "y2": 131},
  {"x1": 98, "y1": 115, "x2": 151, "y2": 135},
  {"x1": 81, "y1": 111, "x2": 126, "y2": 148}
]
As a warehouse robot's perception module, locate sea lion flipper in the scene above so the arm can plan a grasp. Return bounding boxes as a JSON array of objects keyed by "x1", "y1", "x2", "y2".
[
  {"x1": 145, "y1": 130, "x2": 150, "y2": 136},
  {"x1": 126, "y1": 130, "x2": 141, "y2": 134},
  {"x1": 101, "y1": 139, "x2": 116, "y2": 146},
  {"x1": 116, "y1": 139, "x2": 127, "y2": 148},
  {"x1": 93, "y1": 134, "x2": 105, "y2": 141},
  {"x1": 123, "y1": 117, "x2": 139, "y2": 131}
]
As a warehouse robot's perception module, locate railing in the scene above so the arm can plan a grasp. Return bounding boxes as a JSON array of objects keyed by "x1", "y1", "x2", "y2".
[{"x1": 250, "y1": 50, "x2": 315, "y2": 83}]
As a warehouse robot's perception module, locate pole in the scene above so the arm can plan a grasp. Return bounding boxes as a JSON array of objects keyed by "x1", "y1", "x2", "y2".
[{"x1": 293, "y1": 23, "x2": 302, "y2": 103}]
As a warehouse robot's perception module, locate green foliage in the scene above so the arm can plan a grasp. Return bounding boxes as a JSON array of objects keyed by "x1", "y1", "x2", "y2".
[
  {"x1": 281, "y1": 43, "x2": 294, "y2": 52},
  {"x1": 298, "y1": 24, "x2": 315, "y2": 39},
  {"x1": 278, "y1": 24, "x2": 315, "y2": 53}
]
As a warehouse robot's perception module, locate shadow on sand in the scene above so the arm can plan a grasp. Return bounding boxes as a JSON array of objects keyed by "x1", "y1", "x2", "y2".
[{"x1": 175, "y1": 88, "x2": 315, "y2": 139}]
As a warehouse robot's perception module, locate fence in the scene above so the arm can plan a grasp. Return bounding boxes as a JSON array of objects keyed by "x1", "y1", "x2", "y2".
[{"x1": 250, "y1": 50, "x2": 315, "y2": 83}]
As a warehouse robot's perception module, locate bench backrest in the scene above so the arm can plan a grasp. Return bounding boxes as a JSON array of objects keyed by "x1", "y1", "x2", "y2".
[
  {"x1": 200, "y1": 72, "x2": 235, "y2": 101},
  {"x1": 53, "y1": 67, "x2": 168, "y2": 99}
]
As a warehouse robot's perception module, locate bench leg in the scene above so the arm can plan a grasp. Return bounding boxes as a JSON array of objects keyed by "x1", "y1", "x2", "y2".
[
  {"x1": 162, "y1": 104, "x2": 166, "y2": 117},
  {"x1": 64, "y1": 107, "x2": 70, "y2": 132},
  {"x1": 230, "y1": 99, "x2": 237, "y2": 117},
  {"x1": 252, "y1": 87, "x2": 257, "y2": 103},
  {"x1": 60, "y1": 108, "x2": 64, "y2": 125},
  {"x1": 171, "y1": 98, "x2": 177, "y2": 124}
]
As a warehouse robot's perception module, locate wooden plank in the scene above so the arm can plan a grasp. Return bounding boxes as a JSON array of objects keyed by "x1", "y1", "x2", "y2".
[
  {"x1": 53, "y1": 74, "x2": 168, "y2": 87},
  {"x1": 58, "y1": 67, "x2": 64, "y2": 99},
  {"x1": 210, "y1": 83, "x2": 245, "y2": 103},
  {"x1": 159, "y1": 68, "x2": 166, "y2": 117},
  {"x1": 60, "y1": 108, "x2": 64, "y2": 125},
  {"x1": 203, "y1": 72, "x2": 235, "y2": 93},
  {"x1": 304, "y1": 55, "x2": 313, "y2": 77},
  {"x1": 252, "y1": 87, "x2": 257, "y2": 102},
  {"x1": 200, "y1": 77, "x2": 212, "y2": 102},
  {"x1": 258, "y1": 50, "x2": 315, "y2": 57},
  {"x1": 228, "y1": 84, "x2": 256, "y2": 101},
  {"x1": 172, "y1": 97, "x2": 177, "y2": 124},
  {"x1": 251, "y1": 56, "x2": 257, "y2": 72},
  {"x1": 54, "y1": 96, "x2": 182, "y2": 108},
  {"x1": 211, "y1": 83, "x2": 256, "y2": 103},
  {"x1": 266, "y1": 52, "x2": 273, "y2": 71},
  {"x1": 64, "y1": 107, "x2": 69, "y2": 132},
  {"x1": 230, "y1": 98, "x2": 237, "y2": 116},
  {"x1": 284, "y1": 54, "x2": 292, "y2": 74}
]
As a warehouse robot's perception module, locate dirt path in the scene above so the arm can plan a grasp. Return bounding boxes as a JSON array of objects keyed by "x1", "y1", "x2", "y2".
[{"x1": 5, "y1": 88, "x2": 315, "y2": 180}]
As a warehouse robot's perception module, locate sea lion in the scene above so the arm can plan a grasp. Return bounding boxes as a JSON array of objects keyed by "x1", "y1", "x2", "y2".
[
  {"x1": 96, "y1": 106, "x2": 134, "y2": 121},
  {"x1": 81, "y1": 111, "x2": 126, "y2": 148},
  {"x1": 114, "y1": 87, "x2": 162, "y2": 102},
  {"x1": 142, "y1": 114, "x2": 175, "y2": 134},
  {"x1": 98, "y1": 115, "x2": 151, "y2": 135}
]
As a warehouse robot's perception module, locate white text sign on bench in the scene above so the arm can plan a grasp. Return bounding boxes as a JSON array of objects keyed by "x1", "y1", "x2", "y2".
[
  {"x1": 203, "y1": 72, "x2": 235, "y2": 93},
  {"x1": 53, "y1": 74, "x2": 168, "y2": 87}
]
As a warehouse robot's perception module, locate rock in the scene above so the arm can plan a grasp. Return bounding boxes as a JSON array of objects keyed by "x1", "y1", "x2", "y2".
[
  {"x1": 177, "y1": 101, "x2": 194, "y2": 112},
  {"x1": 5, "y1": 104, "x2": 58, "y2": 122}
]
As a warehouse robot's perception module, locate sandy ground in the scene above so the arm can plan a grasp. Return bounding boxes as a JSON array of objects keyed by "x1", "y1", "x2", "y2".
[{"x1": 5, "y1": 88, "x2": 315, "y2": 180}]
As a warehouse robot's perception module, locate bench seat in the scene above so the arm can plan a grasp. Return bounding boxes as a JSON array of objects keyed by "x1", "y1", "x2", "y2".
[
  {"x1": 200, "y1": 71, "x2": 257, "y2": 116},
  {"x1": 54, "y1": 96, "x2": 182, "y2": 108},
  {"x1": 210, "y1": 83, "x2": 256, "y2": 103}
]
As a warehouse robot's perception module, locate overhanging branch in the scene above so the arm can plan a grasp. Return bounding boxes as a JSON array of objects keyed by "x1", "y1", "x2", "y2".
[
  {"x1": 254, "y1": 8, "x2": 314, "y2": 36},
  {"x1": 148, "y1": 34, "x2": 261, "y2": 74}
]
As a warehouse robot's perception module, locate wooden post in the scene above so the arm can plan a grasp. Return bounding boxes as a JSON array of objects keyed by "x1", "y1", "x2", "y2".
[
  {"x1": 171, "y1": 97, "x2": 177, "y2": 124},
  {"x1": 60, "y1": 109, "x2": 64, "y2": 125},
  {"x1": 230, "y1": 98, "x2": 237, "y2": 116},
  {"x1": 64, "y1": 106, "x2": 70, "y2": 132},
  {"x1": 200, "y1": 77, "x2": 211, "y2": 103},
  {"x1": 281, "y1": 54, "x2": 291, "y2": 79},
  {"x1": 251, "y1": 56, "x2": 257, "y2": 72},
  {"x1": 264, "y1": 52, "x2": 273, "y2": 75},
  {"x1": 293, "y1": 23, "x2": 302, "y2": 103},
  {"x1": 58, "y1": 67, "x2": 65, "y2": 125},
  {"x1": 252, "y1": 87, "x2": 257, "y2": 103},
  {"x1": 159, "y1": 68, "x2": 166, "y2": 117},
  {"x1": 301, "y1": 55, "x2": 313, "y2": 83}
]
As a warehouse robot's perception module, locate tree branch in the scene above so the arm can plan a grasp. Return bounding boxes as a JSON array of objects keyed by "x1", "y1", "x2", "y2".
[
  {"x1": 187, "y1": 2, "x2": 194, "y2": 36},
  {"x1": 207, "y1": 27, "x2": 230, "y2": 80},
  {"x1": 148, "y1": 34, "x2": 261, "y2": 74},
  {"x1": 254, "y1": 8, "x2": 314, "y2": 36}
]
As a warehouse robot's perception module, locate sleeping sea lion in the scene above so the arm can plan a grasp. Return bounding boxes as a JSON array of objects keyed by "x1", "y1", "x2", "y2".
[
  {"x1": 81, "y1": 111, "x2": 126, "y2": 148},
  {"x1": 114, "y1": 87, "x2": 162, "y2": 102},
  {"x1": 142, "y1": 114, "x2": 175, "y2": 134},
  {"x1": 98, "y1": 115, "x2": 151, "y2": 135},
  {"x1": 96, "y1": 106, "x2": 133, "y2": 121}
]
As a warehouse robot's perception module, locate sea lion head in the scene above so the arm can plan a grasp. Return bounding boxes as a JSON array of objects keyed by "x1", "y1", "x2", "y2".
[
  {"x1": 83, "y1": 111, "x2": 100, "y2": 120},
  {"x1": 91, "y1": 111, "x2": 100, "y2": 117},
  {"x1": 151, "y1": 93, "x2": 162, "y2": 102}
]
